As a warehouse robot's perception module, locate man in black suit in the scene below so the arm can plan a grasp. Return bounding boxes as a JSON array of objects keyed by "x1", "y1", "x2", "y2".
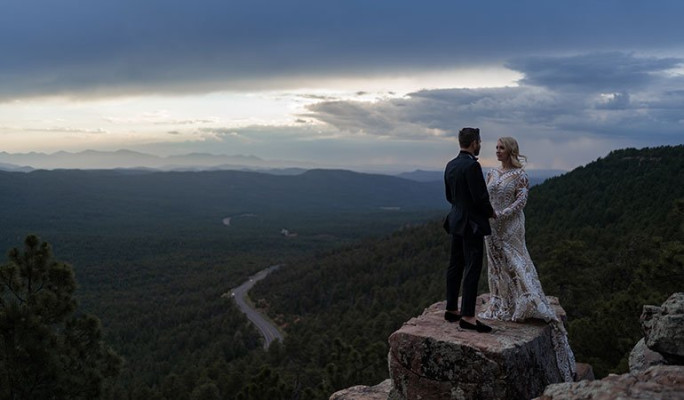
[{"x1": 443, "y1": 127, "x2": 496, "y2": 333}]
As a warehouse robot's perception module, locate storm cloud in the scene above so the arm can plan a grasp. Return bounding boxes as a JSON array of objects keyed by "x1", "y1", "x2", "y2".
[
  {"x1": 3, "y1": 1, "x2": 684, "y2": 100},
  {"x1": 1, "y1": 1, "x2": 683, "y2": 171},
  {"x1": 304, "y1": 52, "x2": 684, "y2": 144}
]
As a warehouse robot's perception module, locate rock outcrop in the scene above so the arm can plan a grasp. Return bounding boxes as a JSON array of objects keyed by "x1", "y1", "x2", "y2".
[
  {"x1": 387, "y1": 295, "x2": 575, "y2": 400},
  {"x1": 630, "y1": 292, "x2": 684, "y2": 373},
  {"x1": 539, "y1": 292, "x2": 684, "y2": 400},
  {"x1": 642, "y1": 293, "x2": 684, "y2": 362},
  {"x1": 332, "y1": 293, "x2": 684, "y2": 400},
  {"x1": 629, "y1": 338, "x2": 667, "y2": 372},
  {"x1": 537, "y1": 365, "x2": 683, "y2": 400},
  {"x1": 331, "y1": 294, "x2": 583, "y2": 400},
  {"x1": 329, "y1": 380, "x2": 393, "y2": 400}
]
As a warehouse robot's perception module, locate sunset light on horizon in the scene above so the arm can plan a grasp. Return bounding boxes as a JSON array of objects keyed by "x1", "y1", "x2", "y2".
[{"x1": 2, "y1": 1, "x2": 683, "y2": 172}]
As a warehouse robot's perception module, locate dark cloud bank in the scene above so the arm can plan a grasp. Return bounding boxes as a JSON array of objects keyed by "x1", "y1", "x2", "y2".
[
  {"x1": 3, "y1": 1, "x2": 684, "y2": 100},
  {"x1": 306, "y1": 52, "x2": 684, "y2": 145}
]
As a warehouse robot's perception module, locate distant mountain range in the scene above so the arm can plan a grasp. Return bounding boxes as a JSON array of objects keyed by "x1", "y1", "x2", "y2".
[
  {"x1": 0, "y1": 168, "x2": 446, "y2": 242},
  {"x1": 0, "y1": 149, "x2": 310, "y2": 173},
  {"x1": 397, "y1": 168, "x2": 566, "y2": 185},
  {"x1": 0, "y1": 150, "x2": 566, "y2": 184}
]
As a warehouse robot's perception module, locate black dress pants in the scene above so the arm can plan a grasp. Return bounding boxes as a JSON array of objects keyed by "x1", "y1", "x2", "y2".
[{"x1": 446, "y1": 229, "x2": 484, "y2": 317}]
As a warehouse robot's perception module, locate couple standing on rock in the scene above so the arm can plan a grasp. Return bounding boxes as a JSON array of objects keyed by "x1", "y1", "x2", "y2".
[{"x1": 443, "y1": 127, "x2": 576, "y2": 382}]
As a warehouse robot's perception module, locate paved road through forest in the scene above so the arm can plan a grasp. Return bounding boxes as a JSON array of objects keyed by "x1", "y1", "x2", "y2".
[{"x1": 229, "y1": 265, "x2": 284, "y2": 349}]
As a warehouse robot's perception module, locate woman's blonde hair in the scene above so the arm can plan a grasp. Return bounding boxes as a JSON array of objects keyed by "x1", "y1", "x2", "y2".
[{"x1": 498, "y1": 137, "x2": 527, "y2": 168}]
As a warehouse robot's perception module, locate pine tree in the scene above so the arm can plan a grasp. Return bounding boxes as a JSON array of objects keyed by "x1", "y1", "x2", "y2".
[{"x1": 0, "y1": 235, "x2": 122, "y2": 400}]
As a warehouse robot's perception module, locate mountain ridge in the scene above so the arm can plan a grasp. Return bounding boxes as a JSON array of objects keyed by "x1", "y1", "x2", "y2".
[
  {"x1": 0, "y1": 149, "x2": 567, "y2": 184},
  {"x1": 0, "y1": 149, "x2": 270, "y2": 171}
]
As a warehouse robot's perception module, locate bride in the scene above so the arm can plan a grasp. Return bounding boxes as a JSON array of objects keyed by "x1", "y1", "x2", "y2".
[{"x1": 478, "y1": 136, "x2": 576, "y2": 382}]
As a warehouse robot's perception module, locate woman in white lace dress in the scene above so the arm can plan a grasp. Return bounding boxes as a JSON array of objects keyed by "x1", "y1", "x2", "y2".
[{"x1": 478, "y1": 137, "x2": 576, "y2": 382}]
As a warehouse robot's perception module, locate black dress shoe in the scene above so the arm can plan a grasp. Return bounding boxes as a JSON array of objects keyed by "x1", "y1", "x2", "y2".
[
  {"x1": 459, "y1": 319, "x2": 493, "y2": 333},
  {"x1": 444, "y1": 312, "x2": 461, "y2": 322}
]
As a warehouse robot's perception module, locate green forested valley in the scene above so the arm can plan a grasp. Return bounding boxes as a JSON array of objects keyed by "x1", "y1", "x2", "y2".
[
  {"x1": 0, "y1": 168, "x2": 444, "y2": 399},
  {"x1": 1, "y1": 146, "x2": 683, "y2": 399}
]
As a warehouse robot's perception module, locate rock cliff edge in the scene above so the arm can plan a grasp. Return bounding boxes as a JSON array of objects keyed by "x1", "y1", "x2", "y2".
[
  {"x1": 332, "y1": 293, "x2": 684, "y2": 400},
  {"x1": 332, "y1": 294, "x2": 590, "y2": 400}
]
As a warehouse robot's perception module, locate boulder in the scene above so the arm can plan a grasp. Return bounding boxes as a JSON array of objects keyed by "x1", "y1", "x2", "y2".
[
  {"x1": 329, "y1": 380, "x2": 392, "y2": 400},
  {"x1": 643, "y1": 293, "x2": 684, "y2": 359},
  {"x1": 332, "y1": 293, "x2": 684, "y2": 400},
  {"x1": 537, "y1": 365, "x2": 684, "y2": 400},
  {"x1": 629, "y1": 338, "x2": 667, "y2": 373},
  {"x1": 330, "y1": 342, "x2": 593, "y2": 400},
  {"x1": 574, "y1": 363, "x2": 595, "y2": 381},
  {"x1": 387, "y1": 295, "x2": 573, "y2": 400}
]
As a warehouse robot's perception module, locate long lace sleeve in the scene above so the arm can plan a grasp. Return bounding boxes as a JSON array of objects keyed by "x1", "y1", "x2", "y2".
[{"x1": 499, "y1": 171, "x2": 529, "y2": 218}]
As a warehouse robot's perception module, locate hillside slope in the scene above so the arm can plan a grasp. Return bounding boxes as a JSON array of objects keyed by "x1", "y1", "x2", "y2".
[
  {"x1": 244, "y1": 145, "x2": 684, "y2": 398},
  {"x1": 525, "y1": 145, "x2": 684, "y2": 375}
]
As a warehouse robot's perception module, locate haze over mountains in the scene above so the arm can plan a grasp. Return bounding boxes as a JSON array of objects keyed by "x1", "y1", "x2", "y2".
[
  {"x1": 0, "y1": 149, "x2": 566, "y2": 184},
  {"x1": 0, "y1": 149, "x2": 304, "y2": 172}
]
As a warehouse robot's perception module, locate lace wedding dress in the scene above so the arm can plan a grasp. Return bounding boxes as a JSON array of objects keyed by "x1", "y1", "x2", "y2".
[{"x1": 478, "y1": 167, "x2": 576, "y2": 382}]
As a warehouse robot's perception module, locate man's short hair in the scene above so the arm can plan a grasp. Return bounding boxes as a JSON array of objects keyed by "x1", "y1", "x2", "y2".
[{"x1": 459, "y1": 127, "x2": 480, "y2": 148}]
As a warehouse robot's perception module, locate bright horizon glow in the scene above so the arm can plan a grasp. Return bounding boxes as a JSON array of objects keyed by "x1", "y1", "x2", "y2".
[
  {"x1": 0, "y1": 67, "x2": 522, "y2": 156},
  {"x1": 1, "y1": 1, "x2": 683, "y2": 172}
]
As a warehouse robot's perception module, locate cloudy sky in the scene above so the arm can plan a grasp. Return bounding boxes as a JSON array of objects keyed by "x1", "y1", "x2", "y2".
[{"x1": 1, "y1": 0, "x2": 683, "y2": 172}]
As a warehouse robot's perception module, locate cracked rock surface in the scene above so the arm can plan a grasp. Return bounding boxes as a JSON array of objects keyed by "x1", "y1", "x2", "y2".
[{"x1": 387, "y1": 295, "x2": 571, "y2": 400}]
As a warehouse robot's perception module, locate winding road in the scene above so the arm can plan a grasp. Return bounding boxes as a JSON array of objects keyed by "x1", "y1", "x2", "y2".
[{"x1": 228, "y1": 265, "x2": 284, "y2": 349}]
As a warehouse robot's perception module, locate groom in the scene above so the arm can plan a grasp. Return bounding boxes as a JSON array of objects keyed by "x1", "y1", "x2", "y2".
[{"x1": 443, "y1": 127, "x2": 496, "y2": 333}]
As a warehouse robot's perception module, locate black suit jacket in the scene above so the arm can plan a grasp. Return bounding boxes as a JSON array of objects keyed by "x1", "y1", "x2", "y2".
[{"x1": 443, "y1": 151, "x2": 494, "y2": 236}]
